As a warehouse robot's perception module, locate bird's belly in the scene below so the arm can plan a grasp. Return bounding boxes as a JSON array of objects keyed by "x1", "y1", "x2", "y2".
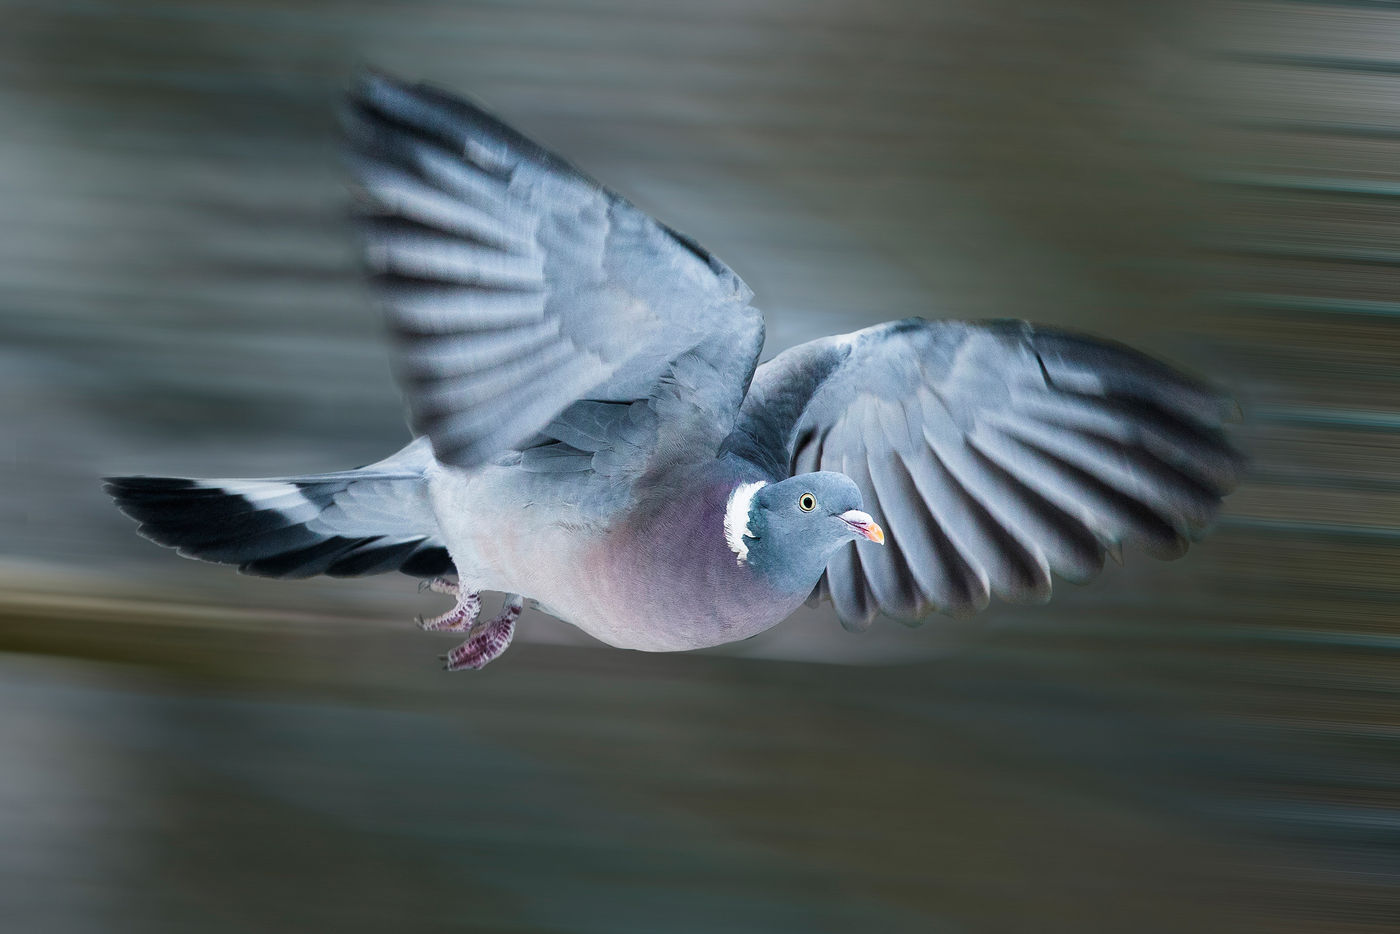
[
  {"x1": 563, "y1": 525, "x2": 801, "y2": 652},
  {"x1": 536, "y1": 578, "x2": 788, "y2": 652},
  {"x1": 489, "y1": 528, "x2": 790, "y2": 652},
  {"x1": 428, "y1": 465, "x2": 795, "y2": 652}
]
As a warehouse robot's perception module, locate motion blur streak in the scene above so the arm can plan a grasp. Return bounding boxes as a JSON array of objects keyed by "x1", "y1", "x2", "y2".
[{"x1": 0, "y1": 1, "x2": 1396, "y2": 931}]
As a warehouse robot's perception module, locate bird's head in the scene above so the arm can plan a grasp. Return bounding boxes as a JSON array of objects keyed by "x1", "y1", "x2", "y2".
[{"x1": 725, "y1": 472, "x2": 884, "y2": 592}]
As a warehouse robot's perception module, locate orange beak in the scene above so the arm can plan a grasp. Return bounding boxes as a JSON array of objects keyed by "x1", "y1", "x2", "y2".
[{"x1": 839, "y1": 510, "x2": 885, "y2": 544}]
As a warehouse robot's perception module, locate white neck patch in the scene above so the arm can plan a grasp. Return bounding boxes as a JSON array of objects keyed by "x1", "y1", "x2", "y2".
[{"x1": 724, "y1": 481, "x2": 767, "y2": 564}]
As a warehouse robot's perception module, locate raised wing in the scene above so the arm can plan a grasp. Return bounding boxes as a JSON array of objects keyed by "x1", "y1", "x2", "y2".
[
  {"x1": 727, "y1": 318, "x2": 1243, "y2": 631},
  {"x1": 346, "y1": 74, "x2": 762, "y2": 469}
]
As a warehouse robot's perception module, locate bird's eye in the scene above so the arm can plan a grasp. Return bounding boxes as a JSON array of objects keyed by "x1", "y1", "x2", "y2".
[{"x1": 798, "y1": 493, "x2": 817, "y2": 512}]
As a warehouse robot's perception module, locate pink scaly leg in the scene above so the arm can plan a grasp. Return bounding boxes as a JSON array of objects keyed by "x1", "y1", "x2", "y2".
[
  {"x1": 417, "y1": 580, "x2": 481, "y2": 633},
  {"x1": 443, "y1": 595, "x2": 522, "y2": 671}
]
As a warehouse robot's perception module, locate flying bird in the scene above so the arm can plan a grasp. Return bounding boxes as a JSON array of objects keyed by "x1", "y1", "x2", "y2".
[{"x1": 106, "y1": 74, "x2": 1242, "y2": 670}]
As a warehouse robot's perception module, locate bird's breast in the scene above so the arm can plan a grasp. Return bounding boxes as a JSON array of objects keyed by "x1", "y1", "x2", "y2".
[{"x1": 560, "y1": 484, "x2": 799, "y2": 651}]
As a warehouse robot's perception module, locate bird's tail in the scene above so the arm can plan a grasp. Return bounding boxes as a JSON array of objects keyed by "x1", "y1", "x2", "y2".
[{"x1": 104, "y1": 438, "x2": 451, "y2": 579}]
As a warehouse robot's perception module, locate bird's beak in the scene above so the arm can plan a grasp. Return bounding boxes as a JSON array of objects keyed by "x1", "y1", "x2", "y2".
[{"x1": 839, "y1": 510, "x2": 885, "y2": 544}]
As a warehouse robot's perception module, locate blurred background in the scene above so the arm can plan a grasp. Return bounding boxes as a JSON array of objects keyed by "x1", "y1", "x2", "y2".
[{"x1": 2, "y1": 0, "x2": 1398, "y2": 931}]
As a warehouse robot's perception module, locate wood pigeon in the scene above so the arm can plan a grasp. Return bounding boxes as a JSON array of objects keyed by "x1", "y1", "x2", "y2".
[{"x1": 106, "y1": 74, "x2": 1242, "y2": 670}]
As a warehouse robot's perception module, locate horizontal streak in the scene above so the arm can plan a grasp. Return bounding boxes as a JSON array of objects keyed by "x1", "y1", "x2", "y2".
[
  {"x1": 1210, "y1": 173, "x2": 1400, "y2": 198},
  {"x1": 1250, "y1": 405, "x2": 1400, "y2": 432},
  {"x1": 1245, "y1": 468, "x2": 1400, "y2": 495},
  {"x1": 1219, "y1": 516, "x2": 1400, "y2": 542},
  {"x1": 1247, "y1": 0, "x2": 1400, "y2": 15},
  {"x1": 997, "y1": 616, "x2": 1400, "y2": 652},
  {"x1": 1213, "y1": 241, "x2": 1400, "y2": 267},
  {"x1": 1218, "y1": 117, "x2": 1400, "y2": 140},
  {"x1": 1212, "y1": 292, "x2": 1400, "y2": 319},
  {"x1": 1216, "y1": 50, "x2": 1400, "y2": 76}
]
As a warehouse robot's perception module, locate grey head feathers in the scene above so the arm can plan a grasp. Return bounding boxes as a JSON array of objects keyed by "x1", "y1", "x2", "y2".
[{"x1": 740, "y1": 473, "x2": 871, "y2": 597}]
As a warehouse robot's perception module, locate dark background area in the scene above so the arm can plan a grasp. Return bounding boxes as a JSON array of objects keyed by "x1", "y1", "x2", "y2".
[{"x1": 1, "y1": 1, "x2": 1396, "y2": 931}]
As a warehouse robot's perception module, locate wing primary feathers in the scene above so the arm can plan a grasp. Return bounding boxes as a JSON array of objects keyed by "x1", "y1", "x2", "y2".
[
  {"x1": 1027, "y1": 328, "x2": 1235, "y2": 426},
  {"x1": 842, "y1": 447, "x2": 936, "y2": 622},
  {"x1": 361, "y1": 74, "x2": 580, "y2": 181},
  {"x1": 958, "y1": 441, "x2": 1107, "y2": 583},
  {"x1": 343, "y1": 103, "x2": 514, "y2": 210},
  {"x1": 920, "y1": 416, "x2": 1106, "y2": 584},
  {"x1": 987, "y1": 413, "x2": 1223, "y2": 532},
  {"x1": 412, "y1": 341, "x2": 578, "y2": 417},
  {"x1": 362, "y1": 230, "x2": 544, "y2": 290},
  {"x1": 860, "y1": 403, "x2": 992, "y2": 616},
  {"x1": 372, "y1": 278, "x2": 548, "y2": 336},
  {"x1": 351, "y1": 158, "x2": 533, "y2": 253},
  {"x1": 396, "y1": 319, "x2": 561, "y2": 380},
  {"x1": 874, "y1": 451, "x2": 987, "y2": 618},
  {"x1": 899, "y1": 447, "x2": 1052, "y2": 605},
  {"x1": 882, "y1": 395, "x2": 1034, "y2": 606},
  {"x1": 827, "y1": 541, "x2": 877, "y2": 633},
  {"x1": 856, "y1": 454, "x2": 933, "y2": 621},
  {"x1": 970, "y1": 427, "x2": 1188, "y2": 559},
  {"x1": 1021, "y1": 391, "x2": 1243, "y2": 493},
  {"x1": 355, "y1": 76, "x2": 518, "y2": 179},
  {"x1": 825, "y1": 439, "x2": 879, "y2": 632}
]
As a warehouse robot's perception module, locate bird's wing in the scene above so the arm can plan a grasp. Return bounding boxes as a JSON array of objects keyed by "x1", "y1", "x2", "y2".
[
  {"x1": 726, "y1": 318, "x2": 1243, "y2": 630},
  {"x1": 346, "y1": 73, "x2": 763, "y2": 471}
]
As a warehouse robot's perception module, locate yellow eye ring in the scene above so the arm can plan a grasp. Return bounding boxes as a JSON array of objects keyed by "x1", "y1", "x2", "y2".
[{"x1": 798, "y1": 493, "x2": 817, "y2": 512}]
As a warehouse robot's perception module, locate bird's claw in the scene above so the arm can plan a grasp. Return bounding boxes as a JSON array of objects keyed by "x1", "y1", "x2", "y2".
[
  {"x1": 442, "y1": 596, "x2": 523, "y2": 671},
  {"x1": 418, "y1": 589, "x2": 481, "y2": 632},
  {"x1": 420, "y1": 587, "x2": 520, "y2": 670}
]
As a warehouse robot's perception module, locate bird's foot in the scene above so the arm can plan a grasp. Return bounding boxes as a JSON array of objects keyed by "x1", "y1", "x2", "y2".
[
  {"x1": 442, "y1": 595, "x2": 522, "y2": 671},
  {"x1": 419, "y1": 577, "x2": 459, "y2": 596},
  {"x1": 417, "y1": 588, "x2": 480, "y2": 632}
]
